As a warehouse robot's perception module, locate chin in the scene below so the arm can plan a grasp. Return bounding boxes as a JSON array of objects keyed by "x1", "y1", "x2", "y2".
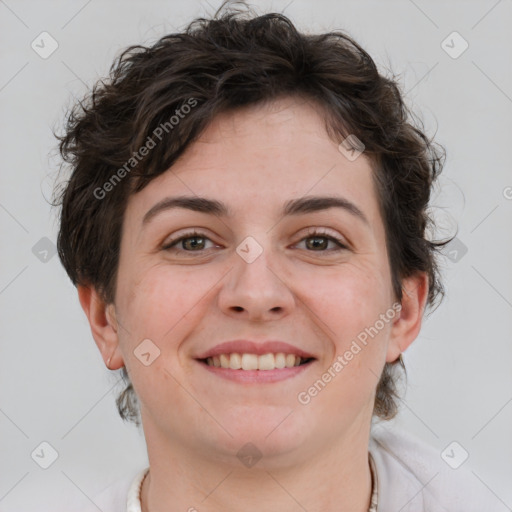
[{"x1": 208, "y1": 408, "x2": 310, "y2": 462}]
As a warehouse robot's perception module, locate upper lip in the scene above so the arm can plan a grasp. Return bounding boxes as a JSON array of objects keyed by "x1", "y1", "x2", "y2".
[{"x1": 195, "y1": 340, "x2": 316, "y2": 360}]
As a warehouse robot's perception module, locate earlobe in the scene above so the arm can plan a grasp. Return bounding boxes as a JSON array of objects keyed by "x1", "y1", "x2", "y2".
[
  {"x1": 77, "y1": 285, "x2": 124, "y2": 370},
  {"x1": 386, "y1": 273, "x2": 429, "y2": 363}
]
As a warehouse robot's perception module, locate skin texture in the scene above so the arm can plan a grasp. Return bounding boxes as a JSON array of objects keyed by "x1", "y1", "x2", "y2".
[{"x1": 79, "y1": 96, "x2": 428, "y2": 512}]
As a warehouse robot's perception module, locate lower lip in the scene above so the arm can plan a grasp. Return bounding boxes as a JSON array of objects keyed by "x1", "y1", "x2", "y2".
[{"x1": 197, "y1": 360, "x2": 314, "y2": 383}]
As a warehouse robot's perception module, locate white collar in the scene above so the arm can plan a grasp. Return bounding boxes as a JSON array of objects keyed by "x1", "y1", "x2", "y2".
[{"x1": 126, "y1": 467, "x2": 148, "y2": 512}]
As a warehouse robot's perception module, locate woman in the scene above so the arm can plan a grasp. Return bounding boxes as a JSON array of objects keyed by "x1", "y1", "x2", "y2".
[{"x1": 55, "y1": 3, "x2": 490, "y2": 510}]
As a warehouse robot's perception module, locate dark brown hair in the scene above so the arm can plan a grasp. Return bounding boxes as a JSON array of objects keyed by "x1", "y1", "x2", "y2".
[{"x1": 54, "y1": 2, "x2": 448, "y2": 426}]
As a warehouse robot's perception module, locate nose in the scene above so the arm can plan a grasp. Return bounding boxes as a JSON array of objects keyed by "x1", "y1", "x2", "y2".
[{"x1": 217, "y1": 242, "x2": 295, "y2": 322}]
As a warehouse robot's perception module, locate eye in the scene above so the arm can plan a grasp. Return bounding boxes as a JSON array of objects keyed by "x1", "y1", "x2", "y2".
[
  {"x1": 162, "y1": 230, "x2": 217, "y2": 253},
  {"x1": 295, "y1": 228, "x2": 348, "y2": 252},
  {"x1": 162, "y1": 228, "x2": 348, "y2": 255}
]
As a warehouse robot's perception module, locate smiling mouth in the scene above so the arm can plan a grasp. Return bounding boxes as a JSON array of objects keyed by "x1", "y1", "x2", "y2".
[{"x1": 199, "y1": 353, "x2": 315, "y2": 371}]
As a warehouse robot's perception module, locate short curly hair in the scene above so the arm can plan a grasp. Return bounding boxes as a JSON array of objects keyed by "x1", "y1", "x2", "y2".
[{"x1": 54, "y1": 1, "x2": 448, "y2": 427}]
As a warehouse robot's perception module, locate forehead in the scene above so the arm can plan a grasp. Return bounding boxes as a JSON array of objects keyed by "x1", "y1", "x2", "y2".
[{"x1": 125, "y1": 96, "x2": 381, "y2": 227}]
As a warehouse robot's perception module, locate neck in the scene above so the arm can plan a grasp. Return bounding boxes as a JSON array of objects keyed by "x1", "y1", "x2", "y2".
[{"x1": 140, "y1": 421, "x2": 373, "y2": 512}]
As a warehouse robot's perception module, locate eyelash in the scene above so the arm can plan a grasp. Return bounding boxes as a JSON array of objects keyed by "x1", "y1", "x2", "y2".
[{"x1": 162, "y1": 228, "x2": 348, "y2": 254}]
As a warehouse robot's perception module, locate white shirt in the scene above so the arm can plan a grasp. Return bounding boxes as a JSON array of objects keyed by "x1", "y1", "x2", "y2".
[{"x1": 72, "y1": 426, "x2": 492, "y2": 511}]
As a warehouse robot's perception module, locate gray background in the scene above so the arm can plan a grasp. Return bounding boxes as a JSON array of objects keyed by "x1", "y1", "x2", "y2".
[{"x1": 1, "y1": 0, "x2": 511, "y2": 510}]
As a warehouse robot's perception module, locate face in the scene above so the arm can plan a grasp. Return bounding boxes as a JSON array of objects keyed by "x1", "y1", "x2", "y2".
[{"x1": 109, "y1": 96, "x2": 402, "y2": 465}]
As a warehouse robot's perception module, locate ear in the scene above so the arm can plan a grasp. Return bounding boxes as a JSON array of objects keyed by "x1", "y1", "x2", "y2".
[
  {"x1": 77, "y1": 285, "x2": 124, "y2": 370},
  {"x1": 386, "y1": 272, "x2": 429, "y2": 363}
]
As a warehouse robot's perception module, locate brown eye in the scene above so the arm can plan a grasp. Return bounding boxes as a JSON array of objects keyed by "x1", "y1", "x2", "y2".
[
  {"x1": 305, "y1": 236, "x2": 330, "y2": 251},
  {"x1": 296, "y1": 230, "x2": 347, "y2": 252},
  {"x1": 181, "y1": 236, "x2": 206, "y2": 251},
  {"x1": 163, "y1": 231, "x2": 216, "y2": 253}
]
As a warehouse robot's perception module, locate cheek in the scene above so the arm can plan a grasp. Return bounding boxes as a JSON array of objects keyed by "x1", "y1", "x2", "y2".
[
  {"x1": 117, "y1": 264, "x2": 208, "y2": 339},
  {"x1": 301, "y1": 262, "x2": 391, "y2": 343},
  {"x1": 297, "y1": 262, "x2": 392, "y2": 405},
  {"x1": 114, "y1": 266, "x2": 212, "y2": 413}
]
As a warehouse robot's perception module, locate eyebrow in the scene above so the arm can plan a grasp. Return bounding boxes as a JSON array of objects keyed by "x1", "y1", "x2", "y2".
[{"x1": 142, "y1": 195, "x2": 369, "y2": 227}]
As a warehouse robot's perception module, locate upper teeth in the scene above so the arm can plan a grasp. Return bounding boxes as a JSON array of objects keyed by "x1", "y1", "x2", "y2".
[{"x1": 206, "y1": 353, "x2": 305, "y2": 370}]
